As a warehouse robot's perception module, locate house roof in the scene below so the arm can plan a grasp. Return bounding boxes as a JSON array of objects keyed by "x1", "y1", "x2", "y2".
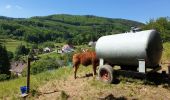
[
  {"x1": 62, "y1": 44, "x2": 74, "y2": 53},
  {"x1": 10, "y1": 61, "x2": 26, "y2": 73}
]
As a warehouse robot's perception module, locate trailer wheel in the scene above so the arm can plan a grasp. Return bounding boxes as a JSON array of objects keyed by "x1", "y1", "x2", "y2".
[{"x1": 98, "y1": 65, "x2": 114, "y2": 84}]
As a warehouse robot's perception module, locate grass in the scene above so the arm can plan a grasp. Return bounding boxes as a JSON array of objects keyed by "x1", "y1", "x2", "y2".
[
  {"x1": 0, "y1": 67, "x2": 73, "y2": 99},
  {"x1": 60, "y1": 90, "x2": 69, "y2": 100},
  {"x1": 38, "y1": 51, "x2": 60, "y2": 59},
  {"x1": 162, "y1": 42, "x2": 170, "y2": 61},
  {"x1": 0, "y1": 64, "x2": 169, "y2": 99},
  {"x1": 0, "y1": 38, "x2": 29, "y2": 53},
  {"x1": 0, "y1": 42, "x2": 170, "y2": 99}
]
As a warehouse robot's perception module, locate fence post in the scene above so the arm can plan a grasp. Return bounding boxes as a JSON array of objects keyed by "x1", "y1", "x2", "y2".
[{"x1": 27, "y1": 56, "x2": 31, "y2": 93}]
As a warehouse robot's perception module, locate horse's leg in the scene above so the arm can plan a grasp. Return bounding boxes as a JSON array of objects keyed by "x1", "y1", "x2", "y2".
[
  {"x1": 92, "y1": 63, "x2": 97, "y2": 77},
  {"x1": 74, "y1": 63, "x2": 79, "y2": 79}
]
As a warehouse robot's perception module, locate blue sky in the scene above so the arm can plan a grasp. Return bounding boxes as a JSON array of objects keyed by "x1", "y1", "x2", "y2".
[{"x1": 0, "y1": 0, "x2": 170, "y2": 23}]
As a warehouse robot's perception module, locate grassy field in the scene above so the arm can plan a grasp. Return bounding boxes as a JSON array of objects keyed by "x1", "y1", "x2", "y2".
[
  {"x1": 0, "y1": 38, "x2": 28, "y2": 53},
  {"x1": 0, "y1": 42, "x2": 170, "y2": 99},
  {"x1": 0, "y1": 67, "x2": 73, "y2": 99},
  {"x1": 38, "y1": 51, "x2": 60, "y2": 59}
]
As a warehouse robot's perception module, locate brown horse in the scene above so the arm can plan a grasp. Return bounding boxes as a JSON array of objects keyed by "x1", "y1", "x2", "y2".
[{"x1": 72, "y1": 51, "x2": 99, "y2": 79}]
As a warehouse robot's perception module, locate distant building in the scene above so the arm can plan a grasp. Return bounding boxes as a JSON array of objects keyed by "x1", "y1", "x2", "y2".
[
  {"x1": 43, "y1": 47, "x2": 51, "y2": 52},
  {"x1": 61, "y1": 44, "x2": 74, "y2": 53},
  {"x1": 57, "y1": 49, "x2": 63, "y2": 54},
  {"x1": 10, "y1": 61, "x2": 26, "y2": 76},
  {"x1": 88, "y1": 41, "x2": 96, "y2": 47},
  {"x1": 130, "y1": 27, "x2": 142, "y2": 33},
  {"x1": 32, "y1": 49, "x2": 39, "y2": 54}
]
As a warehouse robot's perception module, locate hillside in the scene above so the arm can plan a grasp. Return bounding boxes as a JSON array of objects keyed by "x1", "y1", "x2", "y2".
[
  {"x1": 1, "y1": 64, "x2": 170, "y2": 100},
  {"x1": 0, "y1": 42, "x2": 170, "y2": 99},
  {"x1": 1, "y1": 14, "x2": 170, "y2": 99},
  {"x1": 0, "y1": 14, "x2": 144, "y2": 44},
  {"x1": 0, "y1": 38, "x2": 28, "y2": 52}
]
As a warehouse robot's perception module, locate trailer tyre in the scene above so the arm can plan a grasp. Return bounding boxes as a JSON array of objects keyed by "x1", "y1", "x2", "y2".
[{"x1": 98, "y1": 65, "x2": 114, "y2": 84}]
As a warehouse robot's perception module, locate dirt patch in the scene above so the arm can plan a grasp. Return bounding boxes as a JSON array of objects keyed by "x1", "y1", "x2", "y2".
[{"x1": 33, "y1": 72, "x2": 170, "y2": 100}]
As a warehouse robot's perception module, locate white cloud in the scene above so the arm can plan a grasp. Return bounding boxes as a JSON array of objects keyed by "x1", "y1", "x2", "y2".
[
  {"x1": 4, "y1": 4, "x2": 23, "y2": 10},
  {"x1": 5, "y1": 5, "x2": 12, "y2": 9},
  {"x1": 15, "y1": 5, "x2": 23, "y2": 10}
]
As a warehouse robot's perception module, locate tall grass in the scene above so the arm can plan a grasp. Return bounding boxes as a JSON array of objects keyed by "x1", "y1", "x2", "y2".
[
  {"x1": 0, "y1": 67, "x2": 73, "y2": 99},
  {"x1": 162, "y1": 42, "x2": 170, "y2": 61}
]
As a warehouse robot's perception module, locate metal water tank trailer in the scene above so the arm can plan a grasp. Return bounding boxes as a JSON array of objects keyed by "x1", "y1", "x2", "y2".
[{"x1": 96, "y1": 30, "x2": 163, "y2": 70}]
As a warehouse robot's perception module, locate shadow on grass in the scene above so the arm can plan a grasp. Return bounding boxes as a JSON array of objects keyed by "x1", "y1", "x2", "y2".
[
  {"x1": 78, "y1": 73, "x2": 93, "y2": 78},
  {"x1": 76, "y1": 70, "x2": 170, "y2": 88},
  {"x1": 112, "y1": 78, "x2": 120, "y2": 84},
  {"x1": 99, "y1": 94, "x2": 127, "y2": 100},
  {"x1": 144, "y1": 72, "x2": 170, "y2": 85},
  {"x1": 115, "y1": 70, "x2": 170, "y2": 86}
]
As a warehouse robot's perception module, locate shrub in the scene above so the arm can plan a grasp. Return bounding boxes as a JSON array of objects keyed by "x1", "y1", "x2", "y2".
[
  {"x1": 15, "y1": 44, "x2": 30, "y2": 56},
  {"x1": 30, "y1": 57, "x2": 61, "y2": 75},
  {"x1": 42, "y1": 42, "x2": 55, "y2": 48},
  {"x1": 7, "y1": 51, "x2": 14, "y2": 60},
  {"x1": 0, "y1": 74, "x2": 10, "y2": 81},
  {"x1": 58, "y1": 53, "x2": 73, "y2": 66},
  {"x1": 60, "y1": 90, "x2": 69, "y2": 100}
]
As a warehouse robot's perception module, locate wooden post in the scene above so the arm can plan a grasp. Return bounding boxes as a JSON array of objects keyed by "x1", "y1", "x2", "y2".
[{"x1": 27, "y1": 56, "x2": 31, "y2": 93}]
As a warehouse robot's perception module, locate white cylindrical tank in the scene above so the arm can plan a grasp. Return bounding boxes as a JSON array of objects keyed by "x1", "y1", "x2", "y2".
[{"x1": 95, "y1": 30, "x2": 163, "y2": 67}]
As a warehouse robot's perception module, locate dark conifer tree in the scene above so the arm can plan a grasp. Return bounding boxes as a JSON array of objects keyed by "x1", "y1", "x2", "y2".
[{"x1": 0, "y1": 45, "x2": 10, "y2": 75}]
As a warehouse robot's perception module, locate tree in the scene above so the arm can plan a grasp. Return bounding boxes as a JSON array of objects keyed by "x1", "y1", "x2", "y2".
[
  {"x1": 0, "y1": 14, "x2": 144, "y2": 45},
  {"x1": 0, "y1": 45, "x2": 10, "y2": 75},
  {"x1": 7, "y1": 51, "x2": 14, "y2": 60},
  {"x1": 143, "y1": 17, "x2": 170, "y2": 42},
  {"x1": 15, "y1": 44, "x2": 30, "y2": 56}
]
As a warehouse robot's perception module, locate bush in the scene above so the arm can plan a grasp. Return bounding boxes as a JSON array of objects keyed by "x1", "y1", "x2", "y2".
[
  {"x1": 13, "y1": 55, "x2": 22, "y2": 61},
  {"x1": 142, "y1": 17, "x2": 170, "y2": 42},
  {"x1": 42, "y1": 42, "x2": 55, "y2": 48},
  {"x1": 58, "y1": 53, "x2": 73, "y2": 66},
  {"x1": 0, "y1": 74, "x2": 10, "y2": 81},
  {"x1": 60, "y1": 90, "x2": 69, "y2": 100},
  {"x1": 30, "y1": 57, "x2": 61, "y2": 74},
  {"x1": 15, "y1": 44, "x2": 30, "y2": 56},
  {"x1": 31, "y1": 44, "x2": 38, "y2": 49},
  {"x1": 7, "y1": 51, "x2": 14, "y2": 60}
]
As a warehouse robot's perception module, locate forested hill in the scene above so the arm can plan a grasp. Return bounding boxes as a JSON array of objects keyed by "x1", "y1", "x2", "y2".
[{"x1": 0, "y1": 14, "x2": 144, "y2": 44}]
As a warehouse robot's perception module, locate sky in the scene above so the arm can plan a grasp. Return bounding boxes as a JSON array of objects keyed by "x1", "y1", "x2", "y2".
[{"x1": 0, "y1": 0, "x2": 170, "y2": 23}]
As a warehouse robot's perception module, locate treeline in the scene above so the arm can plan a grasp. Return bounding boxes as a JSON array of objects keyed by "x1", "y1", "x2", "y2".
[
  {"x1": 0, "y1": 45, "x2": 10, "y2": 81},
  {"x1": 142, "y1": 17, "x2": 170, "y2": 42},
  {"x1": 0, "y1": 14, "x2": 143, "y2": 44}
]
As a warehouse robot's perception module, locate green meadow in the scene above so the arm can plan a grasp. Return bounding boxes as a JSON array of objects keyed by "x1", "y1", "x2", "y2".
[
  {"x1": 0, "y1": 38, "x2": 28, "y2": 53},
  {"x1": 0, "y1": 42, "x2": 169, "y2": 99}
]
